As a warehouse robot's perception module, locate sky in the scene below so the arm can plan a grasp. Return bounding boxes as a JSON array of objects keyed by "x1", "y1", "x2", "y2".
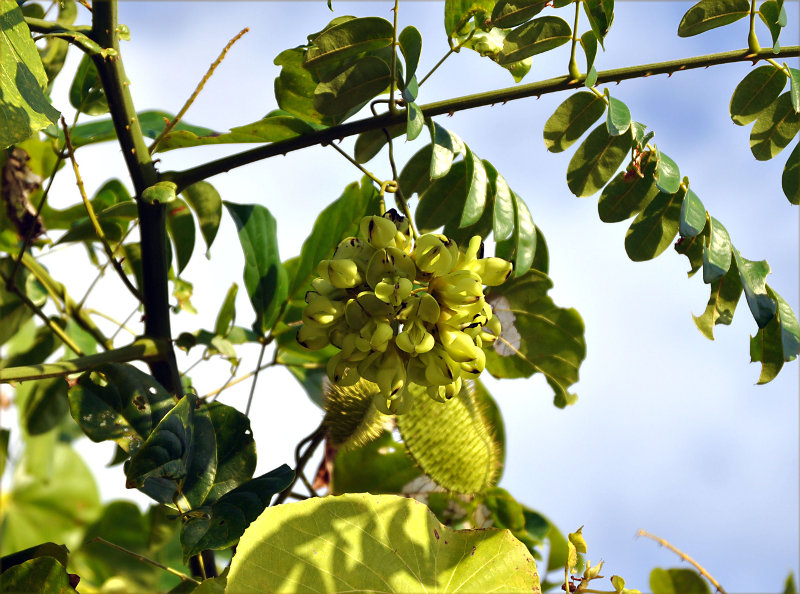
[{"x1": 4, "y1": 1, "x2": 799, "y2": 591}]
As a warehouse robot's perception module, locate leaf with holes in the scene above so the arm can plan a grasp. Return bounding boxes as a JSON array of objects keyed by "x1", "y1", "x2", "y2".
[
  {"x1": 485, "y1": 270, "x2": 585, "y2": 407},
  {"x1": 226, "y1": 493, "x2": 541, "y2": 592}
]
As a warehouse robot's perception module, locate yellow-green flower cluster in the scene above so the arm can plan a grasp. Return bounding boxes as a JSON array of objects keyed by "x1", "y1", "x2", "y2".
[{"x1": 298, "y1": 210, "x2": 512, "y2": 414}]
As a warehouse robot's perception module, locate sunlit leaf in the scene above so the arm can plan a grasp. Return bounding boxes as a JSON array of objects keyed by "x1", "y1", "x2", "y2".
[
  {"x1": 445, "y1": 0, "x2": 495, "y2": 37},
  {"x1": 0, "y1": 556, "x2": 76, "y2": 593},
  {"x1": 758, "y1": 0, "x2": 784, "y2": 51},
  {"x1": 650, "y1": 567, "x2": 710, "y2": 594},
  {"x1": 605, "y1": 90, "x2": 631, "y2": 136},
  {"x1": 180, "y1": 465, "x2": 294, "y2": 561},
  {"x1": 702, "y1": 216, "x2": 732, "y2": 283},
  {"x1": 0, "y1": 0, "x2": 60, "y2": 147},
  {"x1": 304, "y1": 17, "x2": 393, "y2": 74},
  {"x1": 491, "y1": 0, "x2": 549, "y2": 28},
  {"x1": 580, "y1": 32, "x2": 598, "y2": 83},
  {"x1": 567, "y1": 526, "x2": 587, "y2": 572},
  {"x1": 485, "y1": 270, "x2": 585, "y2": 407},
  {"x1": 499, "y1": 16, "x2": 572, "y2": 64},
  {"x1": 567, "y1": 124, "x2": 632, "y2": 197},
  {"x1": 789, "y1": 67, "x2": 800, "y2": 113},
  {"x1": 782, "y1": 141, "x2": 799, "y2": 204},
  {"x1": 429, "y1": 120, "x2": 461, "y2": 179},
  {"x1": 399, "y1": 26, "x2": 422, "y2": 84},
  {"x1": 654, "y1": 151, "x2": 680, "y2": 194},
  {"x1": 750, "y1": 286, "x2": 800, "y2": 383},
  {"x1": 543, "y1": 91, "x2": 607, "y2": 153},
  {"x1": 750, "y1": 92, "x2": 800, "y2": 160},
  {"x1": 64, "y1": 110, "x2": 214, "y2": 149},
  {"x1": 331, "y1": 430, "x2": 421, "y2": 495},
  {"x1": 397, "y1": 383, "x2": 501, "y2": 494},
  {"x1": 227, "y1": 493, "x2": 541, "y2": 593},
  {"x1": 224, "y1": 202, "x2": 287, "y2": 336},
  {"x1": 677, "y1": 0, "x2": 749, "y2": 37},
  {"x1": 407, "y1": 101, "x2": 424, "y2": 141},
  {"x1": 679, "y1": 188, "x2": 706, "y2": 238},
  {"x1": 486, "y1": 161, "x2": 514, "y2": 241},
  {"x1": 460, "y1": 147, "x2": 489, "y2": 227},
  {"x1": 734, "y1": 250, "x2": 777, "y2": 328}
]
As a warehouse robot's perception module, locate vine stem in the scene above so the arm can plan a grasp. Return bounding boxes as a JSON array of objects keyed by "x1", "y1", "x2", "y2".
[
  {"x1": 162, "y1": 45, "x2": 800, "y2": 192},
  {"x1": 244, "y1": 341, "x2": 268, "y2": 416},
  {"x1": 329, "y1": 143, "x2": 384, "y2": 186},
  {"x1": 388, "y1": 0, "x2": 399, "y2": 114},
  {"x1": 87, "y1": 538, "x2": 200, "y2": 585},
  {"x1": 273, "y1": 423, "x2": 326, "y2": 505},
  {"x1": 637, "y1": 529, "x2": 727, "y2": 594},
  {"x1": 149, "y1": 27, "x2": 250, "y2": 153},
  {"x1": 61, "y1": 117, "x2": 142, "y2": 301}
]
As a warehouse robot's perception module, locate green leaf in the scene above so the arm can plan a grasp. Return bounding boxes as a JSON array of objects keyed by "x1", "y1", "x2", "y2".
[
  {"x1": 0, "y1": 556, "x2": 76, "y2": 593},
  {"x1": 789, "y1": 67, "x2": 800, "y2": 114},
  {"x1": 598, "y1": 157, "x2": 659, "y2": 223},
  {"x1": 605, "y1": 90, "x2": 631, "y2": 136},
  {"x1": 0, "y1": 542, "x2": 69, "y2": 573},
  {"x1": 65, "y1": 110, "x2": 215, "y2": 149},
  {"x1": 68, "y1": 54, "x2": 108, "y2": 116},
  {"x1": 567, "y1": 124, "x2": 632, "y2": 197},
  {"x1": 54, "y1": 201, "x2": 138, "y2": 245},
  {"x1": 205, "y1": 402, "x2": 257, "y2": 502},
  {"x1": 677, "y1": 0, "x2": 750, "y2": 37},
  {"x1": 416, "y1": 160, "x2": 467, "y2": 232},
  {"x1": 485, "y1": 270, "x2": 586, "y2": 407},
  {"x1": 314, "y1": 56, "x2": 392, "y2": 117},
  {"x1": 543, "y1": 91, "x2": 607, "y2": 153},
  {"x1": 407, "y1": 101, "x2": 424, "y2": 141},
  {"x1": 499, "y1": 192, "x2": 537, "y2": 276},
  {"x1": 397, "y1": 382, "x2": 502, "y2": 494},
  {"x1": 654, "y1": 151, "x2": 681, "y2": 194},
  {"x1": 227, "y1": 493, "x2": 541, "y2": 593},
  {"x1": 125, "y1": 393, "x2": 196, "y2": 493},
  {"x1": 304, "y1": 17, "x2": 393, "y2": 74},
  {"x1": 224, "y1": 202, "x2": 287, "y2": 336},
  {"x1": 445, "y1": 0, "x2": 495, "y2": 37},
  {"x1": 398, "y1": 144, "x2": 434, "y2": 198},
  {"x1": 486, "y1": 161, "x2": 514, "y2": 241},
  {"x1": 289, "y1": 178, "x2": 377, "y2": 299},
  {"x1": 0, "y1": 443, "x2": 100, "y2": 555},
  {"x1": 734, "y1": 249, "x2": 777, "y2": 328},
  {"x1": 498, "y1": 16, "x2": 572, "y2": 64},
  {"x1": 702, "y1": 216, "x2": 732, "y2": 283},
  {"x1": 460, "y1": 147, "x2": 489, "y2": 227},
  {"x1": 68, "y1": 363, "x2": 175, "y2": 453},
  {"x1": 429, "y1": 120, "x2": 461, "y2": 179},
  {"x1": 213, "y1": 284, "x2": 238, "y2": 338},
  {"x1": 20, "y1": 377, "x2": 69, "y2": 435},
  {"x1": 181, "y1": 181, "x2": 222, "y2": 257},
  {"x1": 0, "y1": 428, "x2": 8, "y2": 478},
  {"x1": 624, "y1": 183, "x2": 684, "y2": 262},
  {"x1": 679, "y1": 188, "x2": 706, "y2": 237},
  {"x1": 180, "y1": 465, "x2": 294, "y2": 561},
  {"x1": 750, "y1": 286, "x2": 800, "y2": 383},
  {"x1": 354, "y1": 124, "x2": 405, "y2": 164},
  {"x1": 567, "y1": 526, "x2": 587, "y2": 572},
  {"x1": 580, "y1": 32, "x2": 598, "y2": 83},
  {"x1": 758, "y1": 0, "x2": 784, "y2": 51},
  {"x1": 491, "y1": 0, "x2": 549, "y2": 28},
  {"x1": 273, "y1": 47, "x2": 332, "y2": 126},
  {"x1": 399, "y1": 26, "x2": 422, "y2": 84},
  {"x1": 784, "y1": 571, "x2": 797, "y2": 594},
  {"x1": 782, "y1": 141, "x2": 799, "y2": 204},
  {"x1": 693, "y1": 250, "x2": 741, "y2": 339},
  {"x1": 166, "y1": 198, "x2": 195, "y2": 275},
  {"x1": 0, "y1": 0, "x2": 60, "y2": 148},
  {"x1": 650, "y1": 567, "x2": 710, "y2": 594},
  {"x1": 751, "y1": 92, "x2": 800, "y2": 160},
  {"x1": 331, "y1": 430, "x2": 421, "y2": 494}
]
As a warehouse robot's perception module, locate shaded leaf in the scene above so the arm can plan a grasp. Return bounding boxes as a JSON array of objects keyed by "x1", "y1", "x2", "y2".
[
  {"x1": 567, "y1": 124, "x2": 632, "y2": 197},
  {"x1": 429, "y1": 120, "x2": 461, "y2": 179},
  {"x1": 782, "y1": 141, "x2": 799, "y2": 204},
  {"x1": 304, "y1": 17, "x2": 393, "y2": 75},
  {"x1": 702, "y1": 216, "x2": 732, "y2": 283},
  {"x1": 20, "y1": 377, "x2": 69, "y2": 435},
  {"x1": 750, "y1": 286, "x2": 800, "y2": 383},
  {"x1": 624, "y1": 184, "x2": 684, "y2": 262},
  {"x1": 734, "y1": 249, "x2": 777, "y2": 328},
  {"x1": 416, "y1": 161, "x2": 467, "y2": 232},
  {"x1": 397, "y1": 383, "x2": 501, "y2": 494},
  {"x1": 496, "y1": 192, "x2": 537, "y2": 276},
  {"x1": 398, "y1": 144, "x2": 433, "y2": 198},
  {"x1": 485, "y1": 270, "x2": 585, "y2": 407},
  {"x1": 598, "y1": 157, "x2": 659, "y2": 223},
  {"x1": 750, "y1": 92, "x2": 800, "y2": 160},
  {"x1": 491, "y1": 0, "x2": 549, "y2": 28},
  {"x1": 580, "y1": 31, "x2": 598, "y2": 85},
  {"x1": 487, "y1": 160, "x2": 514, "y2": 241},
  {"x1": 654, "y1": 151, "x2": 680, "y2": 194},
  {"x1": 650, "y1": 567, "x2": 710, "y2": 594},
  {"x1": 331, "y1": 430, "x2": 421, "y2": 495},
  {"x1": 693, "y1": 255, "x2": 742, "y2": 339},
  {"x1": 543, "y1": 91, "x2": 607, "y2": 153},
  {"x1": 69, "y1": 53, "x2": 108, "y2": 115},
  {"x1": 789, "y1": 67, "x2": 800, "y2": 113},
  {"x1": 213, "y1": 284, "x2": 238, "y2": 338},
  {"x1": 677, "y1": 0, "x2": 749, "y2": 37},
  {"x1": 460, "y1": 147, "x2": 489, "y2": 227},
  {"x1": 407, "y1": 101, "x2": 424, "y2": 141},
  {"x1": 166, "y1": 198, "x2": 195, "y2": 274},
  {"x1": 314, "y1": 56, "x2": 391, "y2": 117},
  {"x1": 679, "y1": 188, "x2": 706, "y2": 238},
  {"x1": 55, "y1": 201, "x2": 138, "y2": 245},
  {"x1": 499, "y1": 16, "x2": 572, "y2": 64},
  {"x1": 0, "y1": 556, "x2": 76, "y2": 593},
  {"x1": 224, "y1": 202, "x2": 287, "y2": 336},
  {"x1": 65, "y1": 110, "x2": 214, "y2": 149},
  {"x1": 182, "y1": 181, "x2": 222, "y2": 257},
  {"x1": 582, "y1": 0, "x2": 615, "y2": 46},
  {"x1": 180, "y1": 465, "x2": 294, "y2": 561},
  {"x1": 274, "y1": 47, "x2": 336, "y2": 127},
  {"x1": 758, "y1": 0, "x2": 784, "y2": 51},
  {"x1": 445, "y1": 0, "x2": 495, "y2": 37},
  {"x1": 0, "y1": 0, "x2": 60, "y2": 148},
  {"x1": 0, "y1": 542, "x2": 69, "y2": 573},
  {"x1": 227, "y1": 493, "x2": 541, "y2": 593},
  {"x1": 354, "y1": 123, "x2": 404, "y2": 164}
]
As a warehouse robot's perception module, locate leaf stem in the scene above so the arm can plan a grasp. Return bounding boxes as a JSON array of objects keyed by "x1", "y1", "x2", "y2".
[
  {"x1": 568, "y1": 0, "x2": 581, "y2": 81},
  {"x1": 245, "y1": 340, "x2": 268, "y2": 417},
  {"x1": 149, "y1": 27, "x2": 250, "y2": 153},
  {"x1": 273, "y1": 423, "x2": 326, "y2": 505},
  {"x1": 637, "y1": 529, "x2": 727, "y2": 594},
  {"x1": 61, "y1": 117, "x2": 142, "y2": 302},
  {"x1": 748, "y1": 0, "x2": 761, "y2": 54},
  {"x1": 389, "y1": 0, "x2": 399, "y2": 114},
  {"x1": 87, "y1": 538, "x2": 200, "y2": 585},
  {"x1": 162, "y1": 46, "x2": 800, "y2": 192},
  {"x1": 329, "y1": 143, "x2": 383, "y2": 186}
]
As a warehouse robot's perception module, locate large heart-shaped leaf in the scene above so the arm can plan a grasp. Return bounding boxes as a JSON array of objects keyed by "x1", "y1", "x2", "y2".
[{"x1": 227, "y1": 493, "x2": 541, "y2": 592}]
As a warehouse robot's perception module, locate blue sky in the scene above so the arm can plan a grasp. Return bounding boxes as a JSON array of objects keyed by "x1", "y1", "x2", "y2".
[{"x1": 14, "y1": 1, "x2": 800, "y2": 590}]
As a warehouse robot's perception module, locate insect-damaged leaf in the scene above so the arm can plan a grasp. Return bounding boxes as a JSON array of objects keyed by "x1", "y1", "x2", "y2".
[
  {"x1": 750, "y1": 287, "x2": 800, "y2": 384},
  {"x1": 485, "y1": 270, "x2": 585, "y2": 408}
]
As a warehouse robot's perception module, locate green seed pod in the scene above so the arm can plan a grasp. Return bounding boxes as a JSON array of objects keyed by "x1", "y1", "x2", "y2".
[{"x1": 322, "y1": 379, "x2": 387, "y2": 449}]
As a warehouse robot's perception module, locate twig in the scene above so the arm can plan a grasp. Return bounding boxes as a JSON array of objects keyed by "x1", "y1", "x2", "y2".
[
  {"x1": 85, "y1": 308, "x2": 137, "y2": 337},
  {"x1": 61, "y1": 118, "x2": 142, "y2": 302},
  {"x1": 87, "y1": 538, "x2": 200, "y2": 585},
  {"x1": 245, "y1": 341, "x2": 268, "y2": 416},
  {"x1": 329, "y1": 143, "x2": 384, "y2": 187},
  {"x1": 637, "y1": 530, "x2": 727, "y2": 594},
  {"x1": 202, "y1": 358, "x2": 277, "y2": 400},
  {"x1": 388, "y1": 0, "x2": 399, "y2": 113},
  {"x1": 274, "y1": 423, "x2": 326, "y2": 505},
  {"x1": 148, "y1": 27, "x2": 249, "y2": 153}
]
